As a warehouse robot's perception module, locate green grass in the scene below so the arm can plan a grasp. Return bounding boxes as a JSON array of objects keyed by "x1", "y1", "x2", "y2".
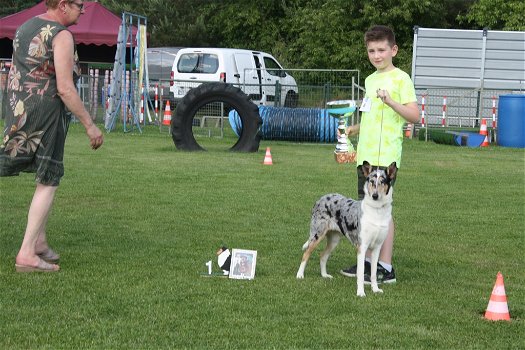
[{"x1": 1, "y1": 123, "x2": 524, "y2": 349}]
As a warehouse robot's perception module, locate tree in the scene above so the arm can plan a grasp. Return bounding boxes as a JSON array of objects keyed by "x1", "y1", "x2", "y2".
[
  {"x1": 0, "y1": 0, "x2": 40, "y2": 18},
  {"x1": 100, "y1": 0, "x2": 212, "y2": 47},
  {"x1": 199, "y1": 0, "x2": 289, "y2": 53},
  {"x1": 4, "y1": 0, "x2": 521, "y2": 73},
  {"x1": 199, "y1": 0, "x2": 475, "y2": 76},
  {"x1": 457, "y1": 0, "x2": 525, "y2": 31}
]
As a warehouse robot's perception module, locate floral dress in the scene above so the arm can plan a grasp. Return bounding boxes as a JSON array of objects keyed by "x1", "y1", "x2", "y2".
[{"x1": 0, "y1": 17, "x2": 80, "y2": 186}]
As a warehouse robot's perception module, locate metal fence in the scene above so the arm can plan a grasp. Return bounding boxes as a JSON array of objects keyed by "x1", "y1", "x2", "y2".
[
  {"x1": 416, "y1": 88, "x2": 517, "y2": 129},
  {"x1": 0, "y1": 69, "x2": 110, "y2": 124},
  {"x1": 0, "y1": 70, "x2": 8, "y2": 121},
  {"x1": 1, "y1": 68, "x2": 520, "y2": 142},
  {"x1": 157, "y1": 69, "x2": 362, "y2": 140},
  {"x1": 64, "y1": 68, "x2": 362, "y2": 139}
]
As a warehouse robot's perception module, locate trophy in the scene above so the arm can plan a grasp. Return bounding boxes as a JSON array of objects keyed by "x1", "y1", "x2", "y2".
[{"x1": 326, "y1": 100, "x2": 357, "y2": 163}]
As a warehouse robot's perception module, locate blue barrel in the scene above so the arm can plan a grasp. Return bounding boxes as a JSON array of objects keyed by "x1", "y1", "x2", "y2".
[{"x1": 497, "y1": 95, "x2": 525, "y2": 148}]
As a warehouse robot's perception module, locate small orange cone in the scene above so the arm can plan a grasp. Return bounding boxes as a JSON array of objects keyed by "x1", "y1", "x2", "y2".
[
  {"x1": 481, "y1": 135, "x2": 489, "y2": 147},
  {"x1": 480, "y1": 118, "x2": 489, "y2": 147},
  {"x1": 162, "y1": 100, "x2": 172, "y2": 126},
  {"x1": 263, "y1": 147, "x2": 273, "y2": 165},
  {"x1": 405, "y1": 123, "x2": 413, "y2": 138},
  {"x1": 484, "y1": 272, "x2": 510, "y2": 321}
]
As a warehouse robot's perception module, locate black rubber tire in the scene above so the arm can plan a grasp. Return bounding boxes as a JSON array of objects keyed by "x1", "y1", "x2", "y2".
[
  {"x1": 284, "y1": 90, "x2": 298, "y2": 108},
  {"x1": 172, "y1": 82, "x2": 262, "y2": 152}
]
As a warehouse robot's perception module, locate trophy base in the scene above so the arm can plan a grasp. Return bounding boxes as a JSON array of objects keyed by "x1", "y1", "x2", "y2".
[{"x1": 334, "y1": 151, "x2": 356, "y2": 164}]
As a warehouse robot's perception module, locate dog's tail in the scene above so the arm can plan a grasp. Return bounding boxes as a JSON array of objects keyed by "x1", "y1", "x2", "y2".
[{"x1": 302, "y1": 241, "x2": 309, "y2": 251}]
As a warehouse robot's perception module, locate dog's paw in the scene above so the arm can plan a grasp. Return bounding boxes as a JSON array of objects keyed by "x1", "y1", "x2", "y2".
[
  {"x1": 296, "y1": 272, "x2": 305, "y2": 279},
  {"x1": 356, "y1": 290, "x2": 366, "y2": 297},
  {"x1": 321, "y1": 273, "x2": 333, "y2": 279},
  {"x1": 372, "y1": 287, "x2": 384, "y2": 294}
]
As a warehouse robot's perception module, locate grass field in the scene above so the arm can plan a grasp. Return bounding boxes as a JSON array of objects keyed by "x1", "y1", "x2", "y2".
[{"x1": 0, "y1": 123, "x2": 523, "y2": 349}]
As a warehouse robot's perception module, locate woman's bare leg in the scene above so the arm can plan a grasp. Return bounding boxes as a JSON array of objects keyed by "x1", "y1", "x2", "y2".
[{"x1": 15, "y1": 184, "x2": 59, "y2": 269}]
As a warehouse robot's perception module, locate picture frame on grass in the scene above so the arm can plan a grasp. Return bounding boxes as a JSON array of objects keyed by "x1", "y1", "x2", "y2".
[{"x1": 229, "y1": 249, "x2": 257, "y2": 280}]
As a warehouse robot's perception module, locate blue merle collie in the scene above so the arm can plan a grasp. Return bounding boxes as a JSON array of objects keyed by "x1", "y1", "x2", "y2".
[{"x1": 296, "y1": 161, "x2": 397, "y2": 297}]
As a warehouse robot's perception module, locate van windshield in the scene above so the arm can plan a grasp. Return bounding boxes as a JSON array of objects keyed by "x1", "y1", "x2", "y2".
[{"x1": 178, "y1": 53, "x2": 219, "y2": 74}]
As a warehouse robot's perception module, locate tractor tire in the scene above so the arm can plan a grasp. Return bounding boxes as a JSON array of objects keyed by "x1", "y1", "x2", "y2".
[{"x1": 172, "y1": 82, "x2": 262, "y2": 152}]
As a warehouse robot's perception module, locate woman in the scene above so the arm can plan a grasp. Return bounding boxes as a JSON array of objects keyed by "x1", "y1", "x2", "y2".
[{"x1": 0, "y1": 0, "x2": 103, "y2": 272}]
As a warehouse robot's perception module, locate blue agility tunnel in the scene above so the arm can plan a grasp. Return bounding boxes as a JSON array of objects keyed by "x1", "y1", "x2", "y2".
[{"x1": 229, "y1": 106, "x2": 340, "y2": 143}]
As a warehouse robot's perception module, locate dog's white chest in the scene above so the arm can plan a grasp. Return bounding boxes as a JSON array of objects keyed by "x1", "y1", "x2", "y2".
[{"x1": 360, "y1": 208, "x2": 390, "y2": 246}]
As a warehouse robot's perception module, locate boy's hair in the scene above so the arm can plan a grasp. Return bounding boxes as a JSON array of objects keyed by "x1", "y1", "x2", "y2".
[{"x1": 364, "y1": 25, "x2": 396, "y2": 47}]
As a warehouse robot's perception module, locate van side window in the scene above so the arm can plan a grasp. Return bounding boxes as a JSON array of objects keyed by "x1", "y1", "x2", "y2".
[
  {"x1": 178, "y1": 53, "x2": 219, "y2": 74},
  {"x1": 263, "y1": 57, "x2": 285, "y2": 77}
]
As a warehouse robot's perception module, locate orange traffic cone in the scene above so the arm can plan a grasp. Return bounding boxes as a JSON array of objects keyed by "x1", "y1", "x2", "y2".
[
  {"x1": 162, "y1": 100, "x2": 172, "y2": 126},
  {"x1": 484, "y1": 272, "x2": 510, "y2": 321},
  {"x1": 405, "y1": 123, "x2": 413, "y2": 138},
  {"x1": 481, "y1": 135, "x2": 489, "y2": 147},
  {"x1": 263, "y1": 147, "x2": 273, "y2": 165},
  {"x1": 480, "y1": 118, "x2": 489, "y2": 147}
]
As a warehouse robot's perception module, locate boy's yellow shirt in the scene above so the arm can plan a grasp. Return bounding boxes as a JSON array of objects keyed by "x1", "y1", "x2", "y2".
[{"x1": 356, "y1": 68, "x2": 416, "y2": 168}]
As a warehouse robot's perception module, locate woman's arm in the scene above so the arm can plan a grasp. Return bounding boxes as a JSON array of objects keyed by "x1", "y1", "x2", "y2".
[{"x1": 53, "y1": 30, "x2": 103, "y2": 149}]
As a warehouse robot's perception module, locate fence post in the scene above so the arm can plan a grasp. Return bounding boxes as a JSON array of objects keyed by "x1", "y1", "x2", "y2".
[
  {"x1": 323, "y1": 82, "x2": 332, "y2": 106},
  {"x1": 442, "y1": 96, "x2": 446, "y2": 127},
  {"x1": 274, "y1": 81, "x2": 281, "y2": 107}
]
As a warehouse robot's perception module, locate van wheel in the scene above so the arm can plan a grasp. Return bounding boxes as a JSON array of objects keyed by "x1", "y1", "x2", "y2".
[
  {"x1": 172, "y1": 82, "x2": 262, "y2": 152},
  {"x1": 284, "y1": 91, "x2": 298, "y2": 108}
]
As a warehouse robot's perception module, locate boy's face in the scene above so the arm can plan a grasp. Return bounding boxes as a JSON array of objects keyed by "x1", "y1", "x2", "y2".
[{"x1": 366, "y1": 39, "x2": 398, "y2": 72}]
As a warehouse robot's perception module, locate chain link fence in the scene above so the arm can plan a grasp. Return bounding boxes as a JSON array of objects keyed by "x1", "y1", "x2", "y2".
[
  {"x1": 416, "y1": 88, "x2": 516, "y2": 129},
  {"x1": 414, "y1": 88, "x2": 522, "y2": 144},
  {"x1": 1, "y1": 69, "x2": 8, "y2": 121},
  {"x1": 162, "y1": 69, "x2": 362, "y2": 141},
  {"x1": 1, "y1": 66, "x2": 519, "y2": 143}
]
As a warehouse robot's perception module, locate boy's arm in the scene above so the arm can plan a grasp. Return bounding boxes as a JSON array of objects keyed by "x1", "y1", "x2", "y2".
[{"x1": 377, "y1": 89, "x2": 420, "y2": 124}]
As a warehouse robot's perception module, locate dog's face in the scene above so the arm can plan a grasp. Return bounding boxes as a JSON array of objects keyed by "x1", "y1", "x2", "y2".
[{"x1": 362, "y1": 161, "x2": 398, "y2": 201}]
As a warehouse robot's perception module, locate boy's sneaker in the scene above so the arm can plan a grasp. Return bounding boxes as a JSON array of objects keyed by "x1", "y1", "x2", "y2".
[
  {"x1": 340, "y1": 262, "x2": 396, "y2": 284},
  {"x1": 364, "y1": 265, "x2": 396, "y2": 284},
  {"x1": 339, "y1": 261, "x2": 371, "y2": 277}
]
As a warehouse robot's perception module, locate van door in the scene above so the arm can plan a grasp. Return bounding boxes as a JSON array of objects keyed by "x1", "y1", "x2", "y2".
[
  {"x1": 233, "y1": 53, "x2": 260, "y2": 100},
  {"x1": 257, "y1": 53, "x2": 287, "y2": 105}
]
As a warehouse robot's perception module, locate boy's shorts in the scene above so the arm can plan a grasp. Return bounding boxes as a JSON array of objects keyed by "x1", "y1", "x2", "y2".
[{"x1": 356, "y1": 165, "x2": 398, "y2": 200}]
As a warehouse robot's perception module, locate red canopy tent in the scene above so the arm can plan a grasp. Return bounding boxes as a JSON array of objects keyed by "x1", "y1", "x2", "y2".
[{"x1": 0, "y1": 1, "x2": 138, "y2": 62}]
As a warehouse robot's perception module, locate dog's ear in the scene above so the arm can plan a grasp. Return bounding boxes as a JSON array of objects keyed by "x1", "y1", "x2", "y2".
[
  {"x1": 387, "y1": 162, "x2": 398, "y2": 180},
  {"x1": 362, "y1": 161, "x2": 372, "y2": 177}
]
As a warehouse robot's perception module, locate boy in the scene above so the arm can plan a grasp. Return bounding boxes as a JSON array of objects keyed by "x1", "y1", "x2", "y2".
[{"x1": 340, "y1": 25, "x2": 419, "y2": 283}]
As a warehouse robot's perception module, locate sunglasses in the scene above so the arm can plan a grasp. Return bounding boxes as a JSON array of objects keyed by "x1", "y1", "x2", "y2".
[{"x1": 69, "y1": 1, "x2": 84, "y2": 11}]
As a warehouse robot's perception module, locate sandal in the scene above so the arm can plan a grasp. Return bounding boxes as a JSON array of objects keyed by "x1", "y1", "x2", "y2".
[
  {"x1": 37, "y1": 248, "x2": 60, "y2": 264},
  {"x1": 15, "y1": 258, "x2": 60, "y2": 272}
]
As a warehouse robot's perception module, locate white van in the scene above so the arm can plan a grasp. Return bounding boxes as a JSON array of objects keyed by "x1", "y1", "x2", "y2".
[{"x1": 169, "y1": 48, "x2": 298, "y2": 107}]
